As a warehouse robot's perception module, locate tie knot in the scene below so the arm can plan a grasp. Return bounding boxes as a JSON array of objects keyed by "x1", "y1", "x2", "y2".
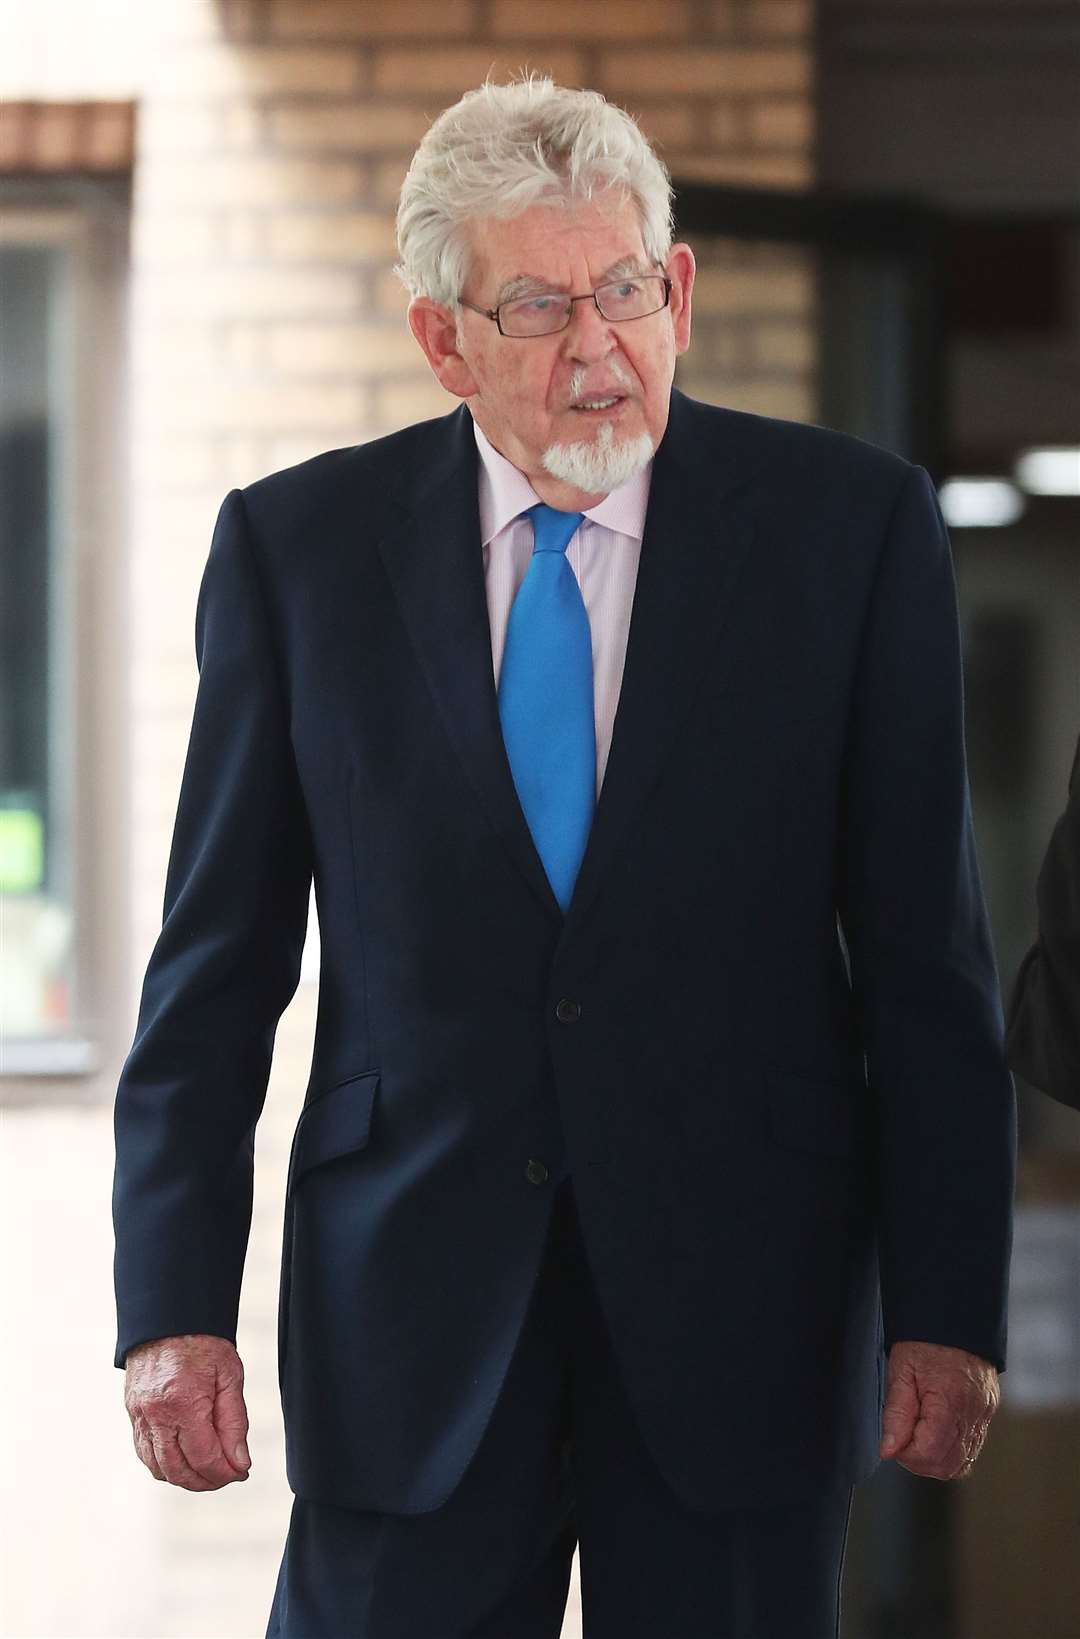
[{"x1": 525, "y1": 502, "x2": 585, "y2": 557}]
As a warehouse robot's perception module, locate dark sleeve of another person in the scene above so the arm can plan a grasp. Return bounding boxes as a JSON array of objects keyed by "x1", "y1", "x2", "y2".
[{"x1": 1005, "y1": 731, "x2": 1080, "y2": 1112}]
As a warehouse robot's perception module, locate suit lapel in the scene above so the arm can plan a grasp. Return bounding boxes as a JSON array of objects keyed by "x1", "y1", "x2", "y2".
[
  {"x1": 375, "y1": 404, "x2": 564, "y2": 924},
  {"x1": 555, "y1": 388, "x2": 761, "y2": 947},
  {"x1": 374, "y1": 389, "x2": 764, "y2": 941}
]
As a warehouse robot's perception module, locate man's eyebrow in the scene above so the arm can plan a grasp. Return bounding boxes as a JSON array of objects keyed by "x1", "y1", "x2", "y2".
[{"x1": 494, "y1": 255, "x2": 651, "y2": 305}]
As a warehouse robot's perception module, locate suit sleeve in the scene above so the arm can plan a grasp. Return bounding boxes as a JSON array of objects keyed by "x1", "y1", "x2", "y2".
[
  {"x1": 836, "y1": 464, "x2": 1017, "y2": 1372},
  {"x1": 111, "y1": 488, "x2": 312, "y2": 1369},
  {"x1": 1004, "y1": 732, "x2": 1080, "y2": 1111}
]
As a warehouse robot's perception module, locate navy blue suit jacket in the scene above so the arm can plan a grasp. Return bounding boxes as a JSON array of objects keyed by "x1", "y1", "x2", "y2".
[{"x1": 112, "y1": 386, "x2": 1016, "y2": 1514}]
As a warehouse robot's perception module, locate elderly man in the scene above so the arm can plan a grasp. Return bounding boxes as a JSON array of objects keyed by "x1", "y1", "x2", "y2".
[{"x1": 114, "y1": 75, "x2": 1016, "y2": 1638}]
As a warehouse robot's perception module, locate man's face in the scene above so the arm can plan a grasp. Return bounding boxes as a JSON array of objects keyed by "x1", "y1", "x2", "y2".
[{"x1": 408, "y1": 191, "x2": 695, "y2": 509}]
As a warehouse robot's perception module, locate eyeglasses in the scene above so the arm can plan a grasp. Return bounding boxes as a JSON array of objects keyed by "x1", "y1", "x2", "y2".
[{"x1": 458, "y1": 270, "x2": 673, "y2": 339}]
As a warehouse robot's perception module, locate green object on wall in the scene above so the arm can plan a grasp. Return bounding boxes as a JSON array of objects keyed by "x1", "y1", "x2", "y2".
[{"x1": 0, "y1": 808, "x2": 44, "y2": 891}]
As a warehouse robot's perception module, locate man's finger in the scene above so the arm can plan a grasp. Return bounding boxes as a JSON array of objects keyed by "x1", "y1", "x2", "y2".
[
  {"x1": 175, "y1": 1412, "x2": 250, "y2": 1488},
  {"x1": 895, "y1": 1395, "x2": 964, "y2": 1476},
  {"x1": 149, "y1": 1423, "x2": 217, "y2": 1491},
  {"x1": 212, "y1": 1377, "x2": 251, "y2": 1475},
  {"x1": 131, "y1": 1412, "x2": 166, "y2": 1481},
  {"x1": 880, "y1": 1370, "x2": 920, "y2": 1457}
]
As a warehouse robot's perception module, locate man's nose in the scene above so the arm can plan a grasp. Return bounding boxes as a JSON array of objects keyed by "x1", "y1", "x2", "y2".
[{"x1": 563, "y1": 295, "x2": 618, "y2": 360}]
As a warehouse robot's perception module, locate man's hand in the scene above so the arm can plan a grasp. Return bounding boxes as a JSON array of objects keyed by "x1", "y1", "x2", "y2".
[
  {"x1": 123, "y1": 1333, "x2": 252, "y2": 1490},
  {"x1": 879, "y1": 1339, "x2": 1000, "y2": 1480}
]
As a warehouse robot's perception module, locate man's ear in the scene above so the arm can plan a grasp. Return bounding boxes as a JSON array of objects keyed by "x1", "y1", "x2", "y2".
[
  {"x1": 665, "y1": 243, "x2": 695, "y2": 357},
  {"x1": 407, "y1": 298, "x2": 479, "y2": 399}
]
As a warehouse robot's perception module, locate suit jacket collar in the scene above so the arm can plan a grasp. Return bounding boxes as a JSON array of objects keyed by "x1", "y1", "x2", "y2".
[{"x1": 374, "y1": 386, "x2": 764, "y2": 948}]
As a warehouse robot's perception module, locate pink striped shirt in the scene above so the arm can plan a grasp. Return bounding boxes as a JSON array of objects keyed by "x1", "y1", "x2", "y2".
[{"x1": 472, "y1": 414, "x2": 653, "y2": 802}]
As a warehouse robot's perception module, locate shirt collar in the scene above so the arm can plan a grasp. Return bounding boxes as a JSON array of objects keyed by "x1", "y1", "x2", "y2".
[{"x1": 472, "y1": 414, "x2": 651, "y2": 548}]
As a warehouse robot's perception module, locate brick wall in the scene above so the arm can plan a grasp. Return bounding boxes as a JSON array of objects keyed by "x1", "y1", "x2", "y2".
[{"x1": 1, "y1": 1, "x2": 816, "y2": 1632}]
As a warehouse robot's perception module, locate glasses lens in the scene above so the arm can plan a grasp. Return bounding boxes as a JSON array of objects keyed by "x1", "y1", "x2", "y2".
[
  {"x1": 500, "y1": 293, "x2": 573, "y2": 337},
  {"x1": 497, "y1": 274, "x2": 668, "y2": 336},
  {"x1": 595, "y1": 275, "x2": 667, "y2": 321}
]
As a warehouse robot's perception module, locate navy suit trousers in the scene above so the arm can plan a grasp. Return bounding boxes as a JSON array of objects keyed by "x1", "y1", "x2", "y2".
[{"x1": 266, "y1": 1177, "x2": 855, "y2": 1638}]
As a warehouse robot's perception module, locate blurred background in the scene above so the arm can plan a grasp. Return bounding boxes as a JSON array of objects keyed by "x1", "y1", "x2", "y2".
[{"x1": 1, "y1": 2, "x2": 1078, "y2": 1635}]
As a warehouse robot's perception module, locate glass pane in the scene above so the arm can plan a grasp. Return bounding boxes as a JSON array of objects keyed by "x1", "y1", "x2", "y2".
[{"x1": 0, "y1": 240, "x2": 76, "y2": 1038}]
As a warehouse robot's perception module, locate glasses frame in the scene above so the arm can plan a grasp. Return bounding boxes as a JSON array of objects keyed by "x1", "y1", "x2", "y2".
[{"x1": 458, "y1": 265, "x2": 673, "y2": 339}]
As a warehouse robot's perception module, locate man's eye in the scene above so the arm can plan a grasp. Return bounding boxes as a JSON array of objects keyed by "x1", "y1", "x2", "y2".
[{"x1": 522, "y1": 295, "x2": 559, "y2": 312}]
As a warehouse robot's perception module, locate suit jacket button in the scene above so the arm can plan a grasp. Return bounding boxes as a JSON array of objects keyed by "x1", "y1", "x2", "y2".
[
  {"x1": 526, "y1": 1158, "x2": 549, "y2": 1185},
  {"x1": 555, "y1": 997, "x2": 581, "y2": 1023}
]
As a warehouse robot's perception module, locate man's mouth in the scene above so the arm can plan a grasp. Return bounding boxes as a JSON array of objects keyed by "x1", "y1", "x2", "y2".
[{"x1": 570, "y1": 395, "x2": 627, "y2": 414}]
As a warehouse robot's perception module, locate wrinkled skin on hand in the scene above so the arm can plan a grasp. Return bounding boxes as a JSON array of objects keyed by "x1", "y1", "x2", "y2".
[
  {"x1": 879, "y1": 1340, "x2": 1000, "y2": 1481},
  {"x1": 123, "y1": 1333, "x2": 252, "y2": 1491}
]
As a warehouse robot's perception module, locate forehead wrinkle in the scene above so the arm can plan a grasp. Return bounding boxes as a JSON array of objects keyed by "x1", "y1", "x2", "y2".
[{"x1": 494, "y1": 253, "x2": 650, "y2": 305}]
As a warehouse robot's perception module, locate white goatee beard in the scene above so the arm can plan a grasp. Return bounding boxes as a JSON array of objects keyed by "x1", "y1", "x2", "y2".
[{"x1": 540, "y1": 422, "x2": 655, "y2": 496}]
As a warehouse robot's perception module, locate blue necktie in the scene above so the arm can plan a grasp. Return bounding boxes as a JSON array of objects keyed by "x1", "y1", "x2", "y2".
[{"x1": 497, "y1": 502, "x2": 595, "y2": 913}]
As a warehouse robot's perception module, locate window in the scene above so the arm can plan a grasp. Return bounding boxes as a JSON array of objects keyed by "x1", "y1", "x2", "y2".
[{"x1": 1, "y1": 178, "x2": 128, "y2": 1084}]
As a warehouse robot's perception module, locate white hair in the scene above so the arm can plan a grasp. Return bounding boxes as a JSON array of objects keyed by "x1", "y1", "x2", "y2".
[
  {"x1": 393, "y1": 70, "x2": 675, "y2": 311},
  {"x1": 541, "y1": 424, "x2": 656, "y2": 493}
]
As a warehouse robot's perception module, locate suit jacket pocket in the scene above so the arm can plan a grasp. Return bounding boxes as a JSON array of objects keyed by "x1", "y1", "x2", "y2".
[
  {"x1": 286, "y1": 1069, "x2": 380, "y2": 1195},
  {"x1": 764, "y1": 1068, "x2": 864, "y2": 1159}
]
